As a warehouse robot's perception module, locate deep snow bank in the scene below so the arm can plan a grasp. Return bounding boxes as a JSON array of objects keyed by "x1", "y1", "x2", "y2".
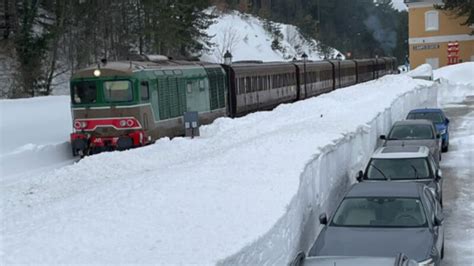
[
  {"x1": 220, "y1": 80, "x2": 438, "y2": 265},
  {"x1": 0, "y1": 96, "x2": 73, "y2": 177},
  {"x1": 2, "y1": 75, "x2": 436, "y2": 265},
  {"x1": 434, "y1": 62, "x2": 474, "y2": 105},
  {"x1": 220, "y1": 63, "x2": 472, "y2": 265}
]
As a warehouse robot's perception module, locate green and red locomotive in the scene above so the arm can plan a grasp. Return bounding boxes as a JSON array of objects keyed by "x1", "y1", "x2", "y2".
[{"x1": 70, "y1": 55, "x2": 397, "y2": 156}]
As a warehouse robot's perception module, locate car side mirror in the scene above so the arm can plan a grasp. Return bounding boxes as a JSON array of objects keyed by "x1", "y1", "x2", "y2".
[
  {"x1": 379, "y1": 135, "x2": 386, "y2": 140},
  {"x1": 319, "y1": 213, "x2": 328, "y2": 225},
  {"x1": 436, "y1": 133, "x2": 441, "y2": 139},
  {"x1": 436, "y1": 169, "x2": 443, "y2": 180},
  {"x1": 356, "y1": 170, "x2": 364, "y2": 182},
  {"x1": 434, "y1": 214, "x2": 444, "y2": 226},
  {"x1": 445, "y1": 118, "x2": 450, "y2": 124},
  {"x1": 289, "y1": 251, "x2": 306, "y2": 266}
]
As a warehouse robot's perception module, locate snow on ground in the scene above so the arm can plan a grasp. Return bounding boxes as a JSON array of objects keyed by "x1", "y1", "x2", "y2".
[
  {"x1": 440, "y1": 99, "x2": 474, "y2": 265},
  {"x1": 434, "y1": 62, "x2": 474, "y2": 86},
  {"x1": 406, "y1": 63, "x2": 433, "y2": 80},
  {"x1": 2, "y1": 75, "x2": 437, "y2": 265},
  {"x1": 1, "y1": 63, "x2": 472, "y2": 265},
  {"x1": 435, "y1": 62, "x2": 474, "y2": 105},
  {"x1": 434, "y1": 62, "x2": 474, "y2": 265},
  {"x1": 0, "y1": 96, "x2": 74, "y2": 177},
  {"x1": 201, "y1": 8, "x2": 339, "y2": 63}
]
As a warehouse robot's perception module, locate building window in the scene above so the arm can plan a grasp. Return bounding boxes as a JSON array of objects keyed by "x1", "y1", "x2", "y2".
[
  {"x1": 425, "y1": 11, "x2": 439, "y2": 31},
  {"x1": 426, "y1": 58, "x2": 439, "y2": 69},
  {"x1": 471, "y1": 55, "x2": 474, "y2": 62}
]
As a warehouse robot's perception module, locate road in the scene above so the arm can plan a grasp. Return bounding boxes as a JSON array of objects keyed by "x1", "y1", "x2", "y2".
[{"x1": 441, "y1": 96, "x2": 474, "y2": 266}]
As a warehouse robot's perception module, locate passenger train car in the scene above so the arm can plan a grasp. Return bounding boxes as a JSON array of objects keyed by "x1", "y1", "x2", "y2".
[{"x1": 70, "y1": 55, "x2": 397, "y2": 156}]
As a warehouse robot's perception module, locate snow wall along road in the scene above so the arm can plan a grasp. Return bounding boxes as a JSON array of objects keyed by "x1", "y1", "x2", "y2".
[{"x1": 219, "y1": 83, "x2": 438, "y2": 265}]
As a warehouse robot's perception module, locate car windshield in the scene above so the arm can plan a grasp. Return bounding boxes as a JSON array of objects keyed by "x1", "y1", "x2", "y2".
[
  {"x1": 104, "y1": 80, "x2": 133, "y2": 102},
  {"x1": 388, "y1": 125, "x2": 434, "y2": 139},
  {"x1": 407, "y1": 112, "x2": 444, "y2": 123},
  {"x1": 331, "y1": 197, "x2": 427, "y2": 227},
  {"x1": 367, "y1": 158, "x2": 431, "y2": 180},
  {"x1": 72, "y1": 81, "x2": 97, "y2": 104}
]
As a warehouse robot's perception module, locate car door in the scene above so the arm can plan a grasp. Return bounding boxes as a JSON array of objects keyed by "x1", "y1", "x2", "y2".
[{"x1": 424, "y1": 188, "x2": 443, "y2": 253}]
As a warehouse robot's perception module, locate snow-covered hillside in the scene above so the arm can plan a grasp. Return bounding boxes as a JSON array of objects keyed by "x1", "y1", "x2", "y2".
[{"x1": 201, "y1": 8, "x2": 339, "y2": 63}]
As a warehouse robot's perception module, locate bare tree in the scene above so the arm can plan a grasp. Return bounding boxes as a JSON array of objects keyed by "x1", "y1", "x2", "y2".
[{"x1": 213, "y1": 25, "x2": 241, "y2": 63}]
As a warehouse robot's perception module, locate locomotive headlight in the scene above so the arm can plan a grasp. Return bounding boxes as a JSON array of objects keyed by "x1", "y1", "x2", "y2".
[
  {"x1": 74, "y1": 121, "x2": 88, "y2": 129},
  {"x1": 74, "y1": 121, "x2": 82, "y2": 129},
  {"x1": 119, "y1": 120, "x2": 127, "y2": 127},
  {"x1": 126, "y1": 119, "x2": 134, "y2": 127},
  {"x1": 93, "y1": 69, "x2": 101, "y2": 77}
]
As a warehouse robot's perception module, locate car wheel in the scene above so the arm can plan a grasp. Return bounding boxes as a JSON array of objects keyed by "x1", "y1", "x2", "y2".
[{"x1": 442, "y1": 145, "x2": 448, "y2": 152}]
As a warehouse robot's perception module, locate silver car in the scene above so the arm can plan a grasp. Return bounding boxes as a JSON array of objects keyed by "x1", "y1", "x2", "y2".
[{"x1": 380, "y1": 119, "x2": 441, "y2": 165}]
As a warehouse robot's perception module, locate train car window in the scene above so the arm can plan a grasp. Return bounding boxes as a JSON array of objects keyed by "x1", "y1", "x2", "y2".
[
  {"x1": 104, "y1": 80, "x2": 133, "y2": 102},
  {"x1": 187, "y1": 82, "x2": 192, "y2": 94},
  {"x1": 199, "y1": 80, "x2": 205, "y2": 91},
  {"x1": 72, "y1": 81, "x2": 97, "y2": 104},
  {"x1": 246, "y1": 77, "x2": 251, "y2": 93},
  {"x1": 259, "y1": 76, "x2": 263, "y2": 91},
  {"x1": 173, "y1": 70, "x2": 183, "y2": 75},
  {"x1": 164, "y1": 70, "x2": 174, "y2": 75},
  {"x1": 141, "y1": 81, "x2": 150, "y2": 100}
]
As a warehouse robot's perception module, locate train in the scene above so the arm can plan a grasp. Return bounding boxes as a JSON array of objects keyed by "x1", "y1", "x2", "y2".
[{"x1": 70, "y1": 55, "x2": 397, "y2": 156}]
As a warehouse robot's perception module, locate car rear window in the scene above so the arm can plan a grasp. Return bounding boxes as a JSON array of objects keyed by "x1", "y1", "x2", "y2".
[
  {"x1": 407, "y1": 112, "x2": 443, "y2": 123},
  {"x1": 388, "y1": 125, "x2": 434, "y2": 140},
  {"x1": 367, "y1": 158, "x2": 431, "y2": 180},
  {"x1": 331, "y1": 197, "x2": 427, "y2": 227}
]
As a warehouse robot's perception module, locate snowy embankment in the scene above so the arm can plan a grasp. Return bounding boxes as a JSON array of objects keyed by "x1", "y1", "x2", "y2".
[
  {"x1": 2, "y1": 74, "x2": 441, "y2": 264},
  {"x1": 0, "y1": 96, "x2": 73, "y2": 178},
  {"x1": 201, "y1": 8, "x2": 338, "y2": 63},
  {"x1": 224, "y1": 63, "x2": 474, "y2": 264}
]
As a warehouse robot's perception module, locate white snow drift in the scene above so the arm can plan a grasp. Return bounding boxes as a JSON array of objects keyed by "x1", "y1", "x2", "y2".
[{"x1": 1, "y1": 63, "x2": 473, "y2": 265}]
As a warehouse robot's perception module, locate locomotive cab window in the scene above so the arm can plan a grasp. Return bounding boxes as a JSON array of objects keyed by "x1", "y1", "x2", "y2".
[
  {"x1": 72, "y1": 81, "x2": 97, "y2": 104},
  {"x1": 140, "y1": 81, "x2": 149, "y2": 101},
  {"x1": 104, "y1": 80, "x2": 133, "y2": 102}
]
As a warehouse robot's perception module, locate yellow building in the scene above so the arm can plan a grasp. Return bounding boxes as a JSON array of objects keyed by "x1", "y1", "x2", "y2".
[{"x1": 405, "y1": 0, "x2": 474, "y2": 69}]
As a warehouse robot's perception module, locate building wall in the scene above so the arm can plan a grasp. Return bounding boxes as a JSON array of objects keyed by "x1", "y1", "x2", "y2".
[
  {"x1": 407, "y1": 2, "x2": 474, "y2": 69},
  {"x1": 409, "y1": 40, "x2": 474, "y2": 69}
]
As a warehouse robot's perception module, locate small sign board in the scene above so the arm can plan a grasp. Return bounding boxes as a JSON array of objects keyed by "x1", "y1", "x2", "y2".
[
  {"x1": 184, "y1": 111, "x2": 200, "y2": 138},
  {"x1": 413, "y1": 44, "x2": 440, "y2": 50}
]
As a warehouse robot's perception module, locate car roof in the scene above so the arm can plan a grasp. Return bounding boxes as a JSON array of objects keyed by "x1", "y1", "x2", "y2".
[
  {"x1": 371, "y1": 146, "x2": 430, "y2": 159},
  {"x1": 408, "y1": 108, "x2": 443, "y2": 114},
  {"x1": 346, "y1": 182, "x2": 423, "y2": 198},
  {"x1": 393, "y1": 119, "x2": 433, "y2": 126}
]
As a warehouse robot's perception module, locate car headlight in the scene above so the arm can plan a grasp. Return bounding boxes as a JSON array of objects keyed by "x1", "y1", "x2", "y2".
[
  {"x1": 439, "y1": 129, "x2": 446, "y2": 135},
  {"x1": 418, "y1": 258, "x2": 435, "y2": 266}
]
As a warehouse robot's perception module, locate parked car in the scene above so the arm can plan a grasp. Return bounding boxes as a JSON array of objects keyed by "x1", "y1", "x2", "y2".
[
  {"x1": 309, "y1": 182, "x2": 444, "y2": 265},
  {"x1": 380, "y1": 119, "x2": 441, "y2": 165},
  {"x1": 406, "y1": 108, "x2": 450, "y2": 152},
  {"x1": 356, "y1": 146, "x2": 443, "y2": 205},
  {"x1": 289, "y1": 253, "x2": 417, "y2": 266}
]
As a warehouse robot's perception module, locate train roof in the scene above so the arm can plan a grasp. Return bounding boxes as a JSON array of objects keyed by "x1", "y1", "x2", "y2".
[{"x1": 71, "y1": 60, "x2": 220, "y2": 79}]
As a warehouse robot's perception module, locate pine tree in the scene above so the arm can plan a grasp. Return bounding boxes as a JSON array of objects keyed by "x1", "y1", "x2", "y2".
[{"x1": 436, "y1": 0, "x2": 474, "y2": 33}]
